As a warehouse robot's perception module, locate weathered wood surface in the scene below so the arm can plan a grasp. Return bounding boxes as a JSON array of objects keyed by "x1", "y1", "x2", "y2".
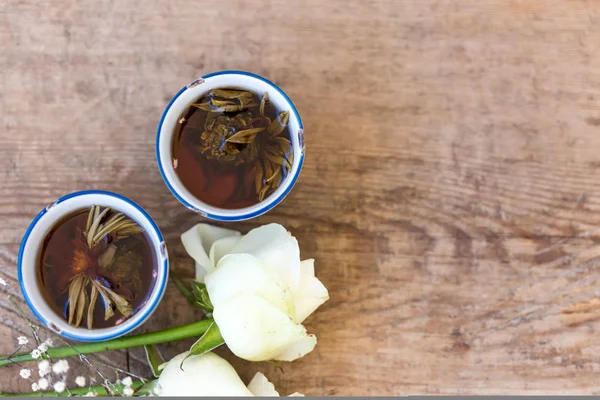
[{"x1": 3, "y1": 0, "x2": 600, "y2": 395}]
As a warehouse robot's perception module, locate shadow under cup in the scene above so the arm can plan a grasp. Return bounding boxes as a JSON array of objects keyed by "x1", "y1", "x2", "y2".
[{"x1": 156, "y1": 70, "x2": 305, "y2": 222}]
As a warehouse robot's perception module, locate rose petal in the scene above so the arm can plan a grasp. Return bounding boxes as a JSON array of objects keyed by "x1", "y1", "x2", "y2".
[
  {"x1": 195, "y1": 262, "x2": 208, "y2": 282},
  {"x1": 209, "y1": 236, "x2": 242, "y2": 268},
  {"x1": 293, "y1": 259, "x2": 330, "y2": 323},
  {"x1": 213, "y1": 294, "x2": 307, "y2": 361},
  {"x1": 247, "y1": 372, "x2": 279, "y2": 397},
  {"x1": 181, "y1": 224, "x2": 241, "y2": 281},
  {"x1": 230, "y1": 224, "x2": 301, "y2": 293},
  {"x1": 273, "y1": 334, "x2": 317, "y2": 362},
  {"x1": 157, "y1": 351, "x2": 253, "y2": 396},
  {"x1": 206, "y1": 254, "x2": 294, "y2": 316}
]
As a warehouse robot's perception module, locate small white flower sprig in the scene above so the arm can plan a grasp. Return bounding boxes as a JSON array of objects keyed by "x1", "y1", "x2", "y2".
[{"x1": 2, "y1": 296, "x2": 148, "y2": 397}]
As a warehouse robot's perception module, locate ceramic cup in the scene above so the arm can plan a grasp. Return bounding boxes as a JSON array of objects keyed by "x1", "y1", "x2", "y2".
[
  {"x1": 156, "y1": 70, "x2": 305, "y2": 221},
  {"x1": 18, "y1": 190, "x2": 168, "y2": 342}
]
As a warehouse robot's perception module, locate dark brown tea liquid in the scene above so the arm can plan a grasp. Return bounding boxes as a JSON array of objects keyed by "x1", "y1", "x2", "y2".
[
  {"x1": 39, "y1": 209, "x2": 156, "y2": 329},
  {"x1": 172, "y1": 88, "x2": 293, "y2": 209}
]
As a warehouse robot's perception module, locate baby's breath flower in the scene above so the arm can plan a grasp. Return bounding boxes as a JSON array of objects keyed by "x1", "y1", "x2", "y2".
[
  {"x1": 122, "y1": 387, "x2": 134, "y2": 396},
  {"x1": 17, "y1": 336, "x2": 28, "y2": 345},
  {"x1": 84, "y1": 392, "x2": 97, "y2": 397},
  {"x1": 31, "y1": 382, "x2": 40, "y2": 392},
  {"x1": 37, "y1": 342, "x2": 48, "y2": 353},
  {"x1": 75, "y1": 376, "x2": 86, "y2": 387},
  {"x1": 0, "y1": 277, "x2": 8, "y2": 286},
  {"x1": 38, "y1": 378, "x2": 49, "y2": 390},
  {"x1": 44, "y1": 338, "x2": 54, "y2": 347},
  {"x1": 52, "y1": 359, "x2": 70, "y2": 374},
  {"x1": 153, "y1": 385, "x2": 163, "y2": 395},
  {"x1": 30, "y1": 349, "x2": 41, "y2": 359},
  {"x1": 121, "y1": 376, "x2": 133, "y2": 387},
  {"x1": 53, "y1": 381, "x2": 66, "y2": 393},
  {"x1": 38, "y1": 359, "x2": 51, "y2": 377},
  {"x1": 19, "y1": 368, "x2": 31, "y2": 379}
]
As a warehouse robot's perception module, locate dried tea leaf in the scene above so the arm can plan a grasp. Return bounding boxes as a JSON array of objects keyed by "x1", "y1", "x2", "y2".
[
  {"x1": 209, "y1": 89, "x2": 250, "y2": 99},
  {"x1": 92, "y1": 213, "x2": 126, "y2": 243},
  {"x1": 75, "y1": 281, "x2": 88, "y2": 328},
  {"x1": 101, "y1": 285, "x2": 132, "y2": 316},
  {"x1": 211, "y1": 102, "x2": 258, "y2": 113},
  {"x1": 93, "y1": 217, "x2": 142, "y2": 246},
  {"x1": 275, "y1": 137, "x2": 291, "y2": 155},
  {"x1": 264, "y1": 151, "x2": 286, "y2": 166},
  {"x1": 68, "y1": 275, "x2": 84, "y2": 325},
  {"x1": 263, "y1": 160, "x2": 275, "y2": 183},
  {"x1": 286, "y1": 151, "x2": 294, "y2": 171},
  {"x1": 191, "y1": 102, "x2": 212, "y2": 112},
  {"x1": 108, "y1": 242, "x2": 143, "y2": 293},
  {"x1": 254, "y1": 163, "x2": 263, "y2": 194},
  {"x1": 225, "y1": 127, "x2": 265, "y2": 144},
  {"x1": 268, "y1": 111, "x2": 290, "y2": 137},
  {"x1": 266, "y1": 167, "x2": 282, "y2": 184},
  {"x1": 258, "y1": 185, "x2": 270, "y2": 201},
  {"x1": 93, "y1": 281, "x2": 115, "y2": 320},
  {"x1": 260, "y1": 92, "x2": 269, "y2": 117},
  {"x1": 93, "y1": 205, "x2": 100, "y2": 221},
  {"x1": 87, "y1": 285, "x2": 99, "y2": 330},
  {"x1": 85, "y1": 206, "x2": 95, "y2": 233},
  {"x1": 87, "y1": 207, "x2": 111, "y2": 248},
  {"x1": 98, "y1": 244, "x2": 117, "y2": 268},
  {"x1": 210, "y1": 98, "x2": 237, "y2": 107}
]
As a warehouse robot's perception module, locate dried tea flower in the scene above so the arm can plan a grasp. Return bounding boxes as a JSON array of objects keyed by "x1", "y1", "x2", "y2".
[
  {"x1": 173, "y1": 87, "x2": 294, "y2": 208},
  {"x1": 40, "y1": 205, "x2": 155, "y2": 330}
]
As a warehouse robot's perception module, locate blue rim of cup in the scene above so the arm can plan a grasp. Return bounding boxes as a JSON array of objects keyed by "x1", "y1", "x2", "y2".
[
  {"x1": 155, "y1": 70, "x2": 305, "y2": 221},
  {"x1": 17, "y1": 190, "x2": 168, "y2": 342}
]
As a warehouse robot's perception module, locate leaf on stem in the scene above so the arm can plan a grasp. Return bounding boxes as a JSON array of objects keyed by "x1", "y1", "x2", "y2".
[
  {"x1": 180, "y1": 322, "x2": 225, "y2": 369},
  {"x1": 191, "y1": 281, "x2": 213, "y2": 312},
  {"x1": 144, "y1": 344, "x2": 165, "y2": 378},
  {"x1": 134, "y1": 379, "x2": 161, "y2": 396}
]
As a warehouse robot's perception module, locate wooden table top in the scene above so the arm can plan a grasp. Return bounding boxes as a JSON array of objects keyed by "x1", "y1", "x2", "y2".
[{"x1": 3, "y1": 0, "x2": 600, "y2": 395}]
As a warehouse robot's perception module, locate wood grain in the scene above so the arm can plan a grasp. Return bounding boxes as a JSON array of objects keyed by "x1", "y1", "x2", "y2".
[{"x1": 3, "y1": 0, "x2": 600, "y2": 395}]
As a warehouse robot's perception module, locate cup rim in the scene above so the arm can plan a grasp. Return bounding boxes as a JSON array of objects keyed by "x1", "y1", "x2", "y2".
[
  {"x1": 155, "y1": 70, "x2": 305, "y2": 221},
  {"x1": 18, "y1": 190, "x2": 168, "y2": 342}
]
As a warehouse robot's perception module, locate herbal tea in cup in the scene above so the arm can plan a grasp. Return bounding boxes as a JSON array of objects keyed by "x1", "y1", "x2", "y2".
[
  {"x1": 156, "y1": 71, "x2": 305, "y2": 221},
  {"x1": 172, "y1": 87, "x2": 293, "y2": 209},
  {"x1": 39, "y1": 206, "x2": 157, "y2": 330},
  {"x1": 19, "y1": 191, "x2": 167, "y2": 341}
]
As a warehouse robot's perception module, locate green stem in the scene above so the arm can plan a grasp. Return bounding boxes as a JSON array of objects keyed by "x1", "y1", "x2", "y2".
[
  {"x1": 1, "y1": 380, "x2": 144, "y2": 397},
  {"x1": 0, "y1": 319, "x2": 213, "y2": 367},
  {"x1": 170, "y1": 272, "x2": 193, "y2": 304}
]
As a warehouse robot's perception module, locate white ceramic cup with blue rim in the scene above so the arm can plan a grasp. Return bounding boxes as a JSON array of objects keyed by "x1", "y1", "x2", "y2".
[
  {"x1": 18, "y1": 190, "x2": 168, "y2": 342},
  {"x1": 156, "y1": 70, "x2": 305, "y2": 221}
]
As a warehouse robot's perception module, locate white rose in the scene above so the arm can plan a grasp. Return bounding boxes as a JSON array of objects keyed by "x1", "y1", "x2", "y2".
[
  {"x1": 157, "y1": 351, "x2": 301, "y2": 396},
  {"x1": 181, "y1": 223, "x2": 329, "y2": 362}
]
